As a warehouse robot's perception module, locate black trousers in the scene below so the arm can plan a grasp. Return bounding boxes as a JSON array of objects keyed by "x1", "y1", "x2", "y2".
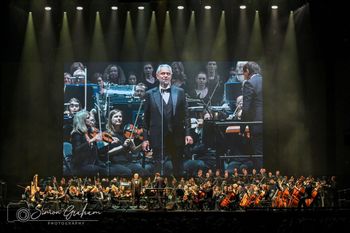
[{"x1": 153, "y1": 135, "x2": 184, "y2": 177}]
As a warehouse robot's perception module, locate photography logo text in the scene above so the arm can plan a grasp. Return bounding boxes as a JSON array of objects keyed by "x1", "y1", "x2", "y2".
[{"x1": 7, "y1": 203, "x2": 101, "y2": 223}]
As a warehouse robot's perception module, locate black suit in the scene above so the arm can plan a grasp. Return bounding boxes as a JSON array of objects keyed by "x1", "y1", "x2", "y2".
[
  {"x1": 143, "y1": 86, "x2": 191, "y2": 177},
  {"x1": 241, "y1": 74, "x2": 263, "y2": 167},
  {"x1": 131, "y1": 178, "x2": 142, "y2": 207}
]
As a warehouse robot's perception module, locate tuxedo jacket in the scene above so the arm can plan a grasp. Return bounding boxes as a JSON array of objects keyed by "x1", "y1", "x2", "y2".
[{"x1": 143, "y1": 86, "x2": 191, "y2": 149}]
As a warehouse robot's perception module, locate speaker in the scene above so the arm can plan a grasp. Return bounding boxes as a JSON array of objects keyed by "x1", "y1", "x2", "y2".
[{"x1": 64, "y1": 84, "x2": 99, "y2": 110}]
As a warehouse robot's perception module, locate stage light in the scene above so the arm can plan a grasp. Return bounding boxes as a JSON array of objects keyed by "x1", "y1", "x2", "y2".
[
  {"x1": 247, "y1": 10, "x2": 263, "y2": 61},
  {"x1": 90, "y1": 11, "x2": 107, "y2": 61},
  {"x1": 111, "y1": 6, "x2": 118, "y2": 10},
  {"x1": 271, "y1": 5, "x2": 278, "y2": 10},
  {"x1": 204, "y1": 5, "x2": 211, "y2": 10},
  {"x1": 138, "y1": 6, "x2": 145, "y2": 10},
  {"x1": 212, "y1": 9, "x2": 228, "y2": 60},
  {"x1": 240, "y1": 5, "x2": 246, "y2": 10},
  {"x1": 76, "y1": 6, "x2": 83, "y2": 11},
  {"x1": 45, "y1": 6, "x2": 51, "y2": 11},
  {"x1": 177, "y1": 6, "x2": 184, "y2": 10}
]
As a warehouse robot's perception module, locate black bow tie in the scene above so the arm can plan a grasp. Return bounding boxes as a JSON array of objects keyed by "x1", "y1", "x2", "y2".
[{"x1": 161, "y1": 88, "x2": 171, "y2": 93}]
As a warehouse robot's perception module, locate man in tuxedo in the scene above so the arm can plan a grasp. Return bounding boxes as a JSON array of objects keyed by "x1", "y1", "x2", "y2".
[
  {"x1": 241, "y1": 62, "x2": 263, "y2": 169},
  {"x1": 131, "y1": 173, "x2": 142, "y2": 208},
  {"x1": 142, "y1": 64, "x2": 193, "y2": 178}
]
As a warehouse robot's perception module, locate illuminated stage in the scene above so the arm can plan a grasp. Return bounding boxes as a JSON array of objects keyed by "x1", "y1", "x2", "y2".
[{"x1": 2, "y1": 0, "x2": 350, "y2": 232}]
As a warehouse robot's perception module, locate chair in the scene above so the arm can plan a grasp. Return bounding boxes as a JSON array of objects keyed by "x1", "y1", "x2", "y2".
[{"x1": 63, "y1": 142, "x2": 73, "y2": 175}]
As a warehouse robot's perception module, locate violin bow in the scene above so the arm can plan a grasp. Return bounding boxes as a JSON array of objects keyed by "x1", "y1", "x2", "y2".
[
  {"x1": 94, "y1": 101, "x2": 103, "y2": 137},
  {"x1": 130, "y1": 99, "x2": 144, "y2": 139}
]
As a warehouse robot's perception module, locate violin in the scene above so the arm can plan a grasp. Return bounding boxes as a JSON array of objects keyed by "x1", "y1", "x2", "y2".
[
  {"x1": 101, "y1": 132, "x2": 114, "y2": 143},
  {"x1": 88, "y1": 127, "x2": 99, "y2": 138},
  {"x1": 123, "y1": 123, "x2": 144, "y2": 140},
  {"x1": 88, "y1": 127, "x2": 115, "y2": 143},
  {"x1": 123, "y1": 98, "x2": 145, "y2": 141}
]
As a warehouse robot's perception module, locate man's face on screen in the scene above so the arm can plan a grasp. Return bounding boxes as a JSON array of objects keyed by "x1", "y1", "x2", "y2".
[{"x1": 157, "y1": 67, "x2": 172, "y2": 87}]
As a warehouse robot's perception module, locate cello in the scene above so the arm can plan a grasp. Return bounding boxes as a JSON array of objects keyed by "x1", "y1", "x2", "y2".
[
  {"x1": 239, "y1": 192, "x2": 251, "y2": 207},
  {"x1": 220, "y1": 186, "x2": 236, "y2": 208},
  {"x1": 288, "y1": 177, "x2": 306, "y2": 207},
  {"x1": 305, "y1": 182, "x2": 321, "y2": 207}
]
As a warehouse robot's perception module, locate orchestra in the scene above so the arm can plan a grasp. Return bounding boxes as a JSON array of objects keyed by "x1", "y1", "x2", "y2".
[{"x1": 21, "y1": 172, "x2": 337, "y2": 211}]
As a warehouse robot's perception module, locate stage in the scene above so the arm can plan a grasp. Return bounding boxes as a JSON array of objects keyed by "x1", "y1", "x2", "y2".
[{"x1": 2, "y1": 206, "x2": 350, "y2": 232}]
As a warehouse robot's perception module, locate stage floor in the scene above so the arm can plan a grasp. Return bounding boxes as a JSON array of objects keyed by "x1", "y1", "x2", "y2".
[{"x1": 2, "y1": 205, "x2": 350, "y2": 233}]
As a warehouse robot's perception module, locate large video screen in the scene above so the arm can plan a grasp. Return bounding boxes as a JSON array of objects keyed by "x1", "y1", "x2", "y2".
[{"x1": 63, "y1": 61, "x2": 263, "y2": 177}]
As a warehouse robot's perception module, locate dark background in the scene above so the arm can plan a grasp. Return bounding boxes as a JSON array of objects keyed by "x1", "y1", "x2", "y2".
[{"x1": 1, "y1": 0, "x2": 349, "y2": 198}]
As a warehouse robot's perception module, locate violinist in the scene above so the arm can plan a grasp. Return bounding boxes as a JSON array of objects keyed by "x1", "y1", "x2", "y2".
[
  {"x1": 64, "y1": 97, "x2": 81, "y2": 142},
  {"x1": 32, "y1": 186, "x2": 44, "y2": 207},
  {"x1": 134, "y1": 82, "x2": 147, "y2": 99},
  {"x1": 183, "y1": 117, "x2": 209, "y2": 177},
  {"x1": 104, "y1": 109, "x2": 146, "y2": 177},
  {"x1": 86, "y1": 111, "x2": 114, "y2": 148},
  {"x1": 70, "y1": 110, "x2": 106, "y2": 176},
  {"x1": 43, "y1": 185, "x2": 58, "y2": 202},
  {"x1": 57, "y1": 186, "x2": 68, "y2": 204},
  {"x1": 86, "y1": 112, "x2": 99, "y2": 137},
  {"x1": 68, "y1": 185, "x2": 82, "y2": 200}
]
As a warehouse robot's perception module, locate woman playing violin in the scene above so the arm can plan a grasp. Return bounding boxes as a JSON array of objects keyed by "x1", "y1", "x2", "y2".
[
  {"x1": 70, "y1": 110, "x2": 106, "y2": 176},
  {"x1": 104, "y1": 109, "x2": 147, "y2": 177},
  {"x1": 64, "y1": 98, "x2": 82, "y2": 142},
  {"x1": 86, "y1": 112, "x2": 116, "y2": 145}
]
